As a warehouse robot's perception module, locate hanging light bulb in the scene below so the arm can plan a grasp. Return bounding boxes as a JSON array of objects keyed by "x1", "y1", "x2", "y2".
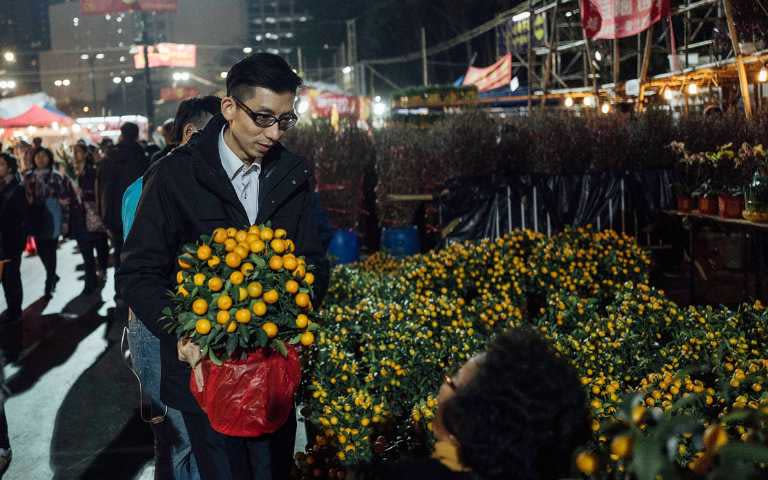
[
  {"x1": 583, "y1": 95, "x2": 596, "y2": 108},
  {"x1": 687, "y1": 83, "x2": 699, "y2": 95},
  {"x1": 564, "y1": 96, "x2": 574, "y2": 108},
  {"x1": 759, "y1": 66, "x2": 768, "y2": 83},
  {"x1": 601, "y1": 103, "x2": 611, "y2": 114},
  {"x1": 664, "y1": 88, "x2": 675, "y2": 101}
]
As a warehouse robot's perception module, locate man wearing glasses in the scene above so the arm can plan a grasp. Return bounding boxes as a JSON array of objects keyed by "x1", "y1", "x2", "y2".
[{"x1": 119, "y1": 53, "x2": 329, "y2": 480}]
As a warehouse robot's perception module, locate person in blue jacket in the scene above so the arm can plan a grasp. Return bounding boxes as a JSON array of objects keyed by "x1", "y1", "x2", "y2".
[{"x1": 122, "y1": 95, "x2": 220, "y2": 480}]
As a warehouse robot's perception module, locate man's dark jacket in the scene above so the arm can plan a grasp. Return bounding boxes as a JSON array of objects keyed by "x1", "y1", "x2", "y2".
[
  {"x1": 98, "y1": 141, "x2": 149, "y2": 235},
  {"x1": 0, "y1": 177, "x2": 27, "y2": 259},
  {"x1": 118, "y1": 114, "x2": 330, "y2": 412}
]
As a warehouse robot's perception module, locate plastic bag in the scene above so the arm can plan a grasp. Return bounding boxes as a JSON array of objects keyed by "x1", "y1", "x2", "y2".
[{"x1": 190, "y1": 347, "x2": 301, "y2": 437}]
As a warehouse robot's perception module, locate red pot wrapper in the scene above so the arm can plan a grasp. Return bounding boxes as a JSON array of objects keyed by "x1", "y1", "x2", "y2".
[{"x1": 190, "y1": 347, "x2": 301, "y2": 437}]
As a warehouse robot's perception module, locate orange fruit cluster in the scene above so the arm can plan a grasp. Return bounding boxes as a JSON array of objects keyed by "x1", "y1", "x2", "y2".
[{"x1": 174, "y1": 224, "x2": 318, "y2": 358}]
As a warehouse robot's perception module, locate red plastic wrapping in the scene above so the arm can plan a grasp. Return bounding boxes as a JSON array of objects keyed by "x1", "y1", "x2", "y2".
[{"x1": 190, "y1": 347, "x2": 302, "y2": 437}]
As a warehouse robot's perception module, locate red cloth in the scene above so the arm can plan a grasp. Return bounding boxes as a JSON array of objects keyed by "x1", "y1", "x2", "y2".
[{"x1": 190, "y1": 347, "x2": 302, "y2": 437}]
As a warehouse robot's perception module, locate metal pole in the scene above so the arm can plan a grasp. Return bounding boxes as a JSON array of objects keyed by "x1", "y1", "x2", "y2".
[
  {"x1": 612, "y1": 39, "x2": 620, "y2": 88},
  {"x1": 722, "y1": 0, "x2": 753, "y2": 119},
  {"x1": 297, "y1": 46, "x2": 304, "y2": 76},
  {"x1": 527, "y1": 0, "x2": 534, "y2": 110},
  {"x1": 141, "y1": 12, "x2": 155, "y2": 127},
  {"x1": 421, "y1": 27, "x2": 428, "y2": 86},
  {"x1": 637, "y1": 26, "x2": 654, "y2": 111}
]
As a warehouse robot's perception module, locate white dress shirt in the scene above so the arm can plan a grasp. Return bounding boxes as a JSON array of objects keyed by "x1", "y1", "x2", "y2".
[{"x1": 219, "y1": 125, "x2": 260, "y2": 225}]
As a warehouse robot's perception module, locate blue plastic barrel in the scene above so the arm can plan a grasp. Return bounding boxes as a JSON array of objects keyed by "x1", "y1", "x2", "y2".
[
  {"x1": 381, "y1": 225, "x2": 420, "y2": 257},
  {"x1": 328, "y1": 229, "x2": 360, "y2": 264}
]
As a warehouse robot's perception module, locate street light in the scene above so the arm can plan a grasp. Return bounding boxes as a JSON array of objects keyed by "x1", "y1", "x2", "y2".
[
  {"x1": 80, "y1": 54, "x2": 90, "y2": 60},
  {"x1": 124, "y1": 76, "x2": 133, "y2": 84},
  {"x1": 342, "y1": 65, "x2": 353, "y2": 75},
  {"x1": 243, "y1": 47, "x2": 253, "y2": 54},
  {"x1": 62, "y1": 79, "x2": 70, "y2": 86},
  {"x1": 3, "y1": 51, "x2": 15, "y2": 63},
  {"x1": 220, "y1": 71, "x2": 228, "y2": 79},
  {"x1": 173, "y1": 71, "x2": 190, "y2": 82},
  {"x1": 0, "y1": 80, "x2": 16, "y2": 90},
  {"x1": 758, "y1": 66, "x2": 768, "y2": 83},
  {"x1": 113, "y1": 76, "x2": 123, "y2": 84}
]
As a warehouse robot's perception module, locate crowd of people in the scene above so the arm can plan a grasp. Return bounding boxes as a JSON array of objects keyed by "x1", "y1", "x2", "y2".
[{"x1": 0, "y1": 52, "x2": 593, "y2": 480}]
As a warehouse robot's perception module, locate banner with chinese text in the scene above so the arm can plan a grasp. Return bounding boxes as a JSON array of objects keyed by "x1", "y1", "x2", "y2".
[
  {"x1": 581, "y1": 0, "x2": 670, "y2": 39},
  {"x1": 462, "y1": 54, "x2": 512, "y2": 92},
  {"x1": 80, "y1": 0, "x2": 177, "y2": 15}
]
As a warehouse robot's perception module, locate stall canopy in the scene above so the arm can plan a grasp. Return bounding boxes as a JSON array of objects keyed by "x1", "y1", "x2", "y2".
[{"x1": 0, "y1": 105, "x2": 74, "y2": 128}]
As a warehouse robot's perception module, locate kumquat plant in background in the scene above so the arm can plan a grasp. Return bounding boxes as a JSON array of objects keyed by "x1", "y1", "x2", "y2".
[{"x1": 295, "y1": 227, "x2": 768, "y2": 479}]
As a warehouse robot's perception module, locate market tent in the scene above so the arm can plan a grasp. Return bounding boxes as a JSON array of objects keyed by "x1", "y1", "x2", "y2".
[{"x1": 0, "y1": 104, "x2": 74, "y2": 128}]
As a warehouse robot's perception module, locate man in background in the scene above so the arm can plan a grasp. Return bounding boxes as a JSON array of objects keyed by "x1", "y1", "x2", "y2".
[
  {"x1": 122, "y1": 96, "x2": 221, "y2": 480},
  {"x1": 97, "y1": 122, "x2": 149, "y2": 301}
]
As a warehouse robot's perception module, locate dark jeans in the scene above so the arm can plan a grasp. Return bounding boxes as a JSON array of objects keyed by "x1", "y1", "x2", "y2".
[
  {"x1": 109, "y1": 231, "x2": 123, "y2": 300},
  {"x1": 35, "y1": 237, "x2": 58, "y2": 287},
  {"x1": 0, "y1": 405, "x2": 8, "y2": 450},
  {"x1": 76, "y1": 234, "x2": 109, "y2": 290},
  {"x1": 182, "y1": 412, "x2": 272, "y2": 480},
  {"x1": 0, "y1": 255, "x2": 23, "y2": 360},
  {"x1": 1, "y1": 256, "x2": 21, "y2": 324}
]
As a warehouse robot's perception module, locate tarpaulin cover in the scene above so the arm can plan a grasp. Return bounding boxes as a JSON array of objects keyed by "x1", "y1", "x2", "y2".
[
  {"x1": 190, "y1": 347, "x2": 301, "y2": 437},
  {"x1": 0, "y1": 105, "x2": 74, "y2": 128},
  {"x1": 438, "y1": 170, "x2": 674, "y2": 244}
]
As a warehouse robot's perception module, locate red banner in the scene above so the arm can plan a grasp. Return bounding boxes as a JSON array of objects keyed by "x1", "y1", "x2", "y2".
[
  {"x1": 581, "y1": 0, "x2": 670, "y2": 40},
  {"x1": 134, "y1": 43, "x2": 196, "y2": 69},
  {"x1": 80, "y1": 0, "x2": 177, "y2": 15},
  {"x1": 160, "y1": 86, "x2": 199, "y2": 102},
  {"x1": 462, "y1": 54, "x2": 512, "y2": 92}
]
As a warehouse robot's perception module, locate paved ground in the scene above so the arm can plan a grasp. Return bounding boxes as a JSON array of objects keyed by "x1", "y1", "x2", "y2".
[
  {"x1": 1, "y1": 240, "x2": 307, "y2": 480},
  {"x1": 1, "y1": 240, "x2": 156, "y2": 480}
]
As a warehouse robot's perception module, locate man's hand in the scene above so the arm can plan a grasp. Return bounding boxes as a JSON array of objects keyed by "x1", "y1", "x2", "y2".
[{"x1": 177, "y1": 338, "x2": 205, "y2": 392}]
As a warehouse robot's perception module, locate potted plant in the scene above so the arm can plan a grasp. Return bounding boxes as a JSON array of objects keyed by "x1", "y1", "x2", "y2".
[
  {"x1": 738, "y1": 142, "x2": 768, "y2": 222},
  {"x1": 706, "y1": 143, "x2": 745, "y2": 219},
  {"x1": 668, "y1": 141, "x2": 704, "y2": 212}
]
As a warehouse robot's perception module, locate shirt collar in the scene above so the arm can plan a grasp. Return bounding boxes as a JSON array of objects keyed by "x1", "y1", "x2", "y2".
[{"x1": 219, "y1": 125, "x2": 259, "y2": 180}]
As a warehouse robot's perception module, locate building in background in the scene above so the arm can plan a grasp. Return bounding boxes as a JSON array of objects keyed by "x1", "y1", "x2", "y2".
[
  {"x1": 0, "y1": 0, "x2": 53, "y2": 94},
  {"x1": 246, "y1": 0, "x2": 310, "y2": 73},
  {"x1": 38, "y1": 0, "x2": 248, "y2": 119}
]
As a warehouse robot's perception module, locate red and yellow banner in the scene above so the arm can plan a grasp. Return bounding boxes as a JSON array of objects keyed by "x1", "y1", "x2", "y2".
[
  {"x1": 80, "y1": 0, "x2": 177, "y2": 15},
  {"x1": 581, "y1": 0, "x2": 670, "y2": 40},
  {"x1": 462, "y1": 54, "x2": 512, "y2": 92},
  {"x1": 134, "y1": 43, "x2": 196, "y2": 69}
]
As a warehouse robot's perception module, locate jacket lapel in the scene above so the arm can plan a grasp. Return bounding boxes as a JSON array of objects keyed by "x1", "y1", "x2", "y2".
[
  {"x1": 187, "y1": 115, "x2": 250, "y2": 227},
  {"x1": 257, "y1": 145, "x2": 309, "y2": 222}
]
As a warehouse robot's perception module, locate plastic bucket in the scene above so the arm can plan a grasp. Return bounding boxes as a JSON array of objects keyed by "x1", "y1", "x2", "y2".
[
  {"x1": 328, "y1": 229, "x2": 360, "y2": 264},
  {"x1": 381, "y1": 225, "x2": 420, "y2": 257}
]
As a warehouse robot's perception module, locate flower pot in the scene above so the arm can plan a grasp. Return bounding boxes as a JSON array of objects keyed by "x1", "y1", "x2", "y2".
[
  {"x1": 718, "y1": 194, "x2": 744, "y2": 219},
  {"x1": 381, "y1": 225, "x2": 420, "y2": 258},
  {"x1": 697, "y1": 196, "x2": 718, "y2": 215},
  {"x1": 676, "y1": 195, "x2": 695, "y2": 212},
  {"x1": 328, "y1": 229, "x2": 360, "y2": 264}
]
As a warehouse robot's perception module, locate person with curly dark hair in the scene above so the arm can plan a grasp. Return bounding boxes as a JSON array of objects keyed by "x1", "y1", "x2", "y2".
[{"x1": 353, "y1": 327, "x2": 591, "y2": 480}]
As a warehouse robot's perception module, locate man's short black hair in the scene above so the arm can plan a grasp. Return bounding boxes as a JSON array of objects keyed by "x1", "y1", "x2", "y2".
[
  {"x1": 171, "y1": 96, "x2": 222, "y2": 144},
  {"x1": 0, "y1": 153, "x2": 18, "y2": 174},
  {"x1": 120, "y1": 122, "x2": 140, "y2": 142},
  {"x1": 442, "y1": 327, "x2": 591, "y2": 480},
  {"x1": 226, "y1": 53, "x2": 302, "y2": 100}
]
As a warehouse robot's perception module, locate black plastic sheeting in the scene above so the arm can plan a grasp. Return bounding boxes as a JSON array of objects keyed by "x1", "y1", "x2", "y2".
[{"x1": 438, "y1": 170, "x2": 674, "y2": 244}]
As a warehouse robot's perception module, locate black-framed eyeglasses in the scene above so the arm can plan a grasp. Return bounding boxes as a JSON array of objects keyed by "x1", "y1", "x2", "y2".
[{"x1": 232, "y1": 96, "x2": 298, "y2": 131}]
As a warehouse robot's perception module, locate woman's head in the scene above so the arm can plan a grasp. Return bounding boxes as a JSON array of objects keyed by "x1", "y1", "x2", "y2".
[
  {"x1": 0, "y1": 153, "x2": 18, "y2": 178},
  {"x1": 435, "y1": 327, "x2": 591, "y2": 480},
  {"x1": 33, "y1": 147, "x2": 55, "y2": 170},
  {"x1": 73, "y1": 143, "x2": 92, "y2": 172}
]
